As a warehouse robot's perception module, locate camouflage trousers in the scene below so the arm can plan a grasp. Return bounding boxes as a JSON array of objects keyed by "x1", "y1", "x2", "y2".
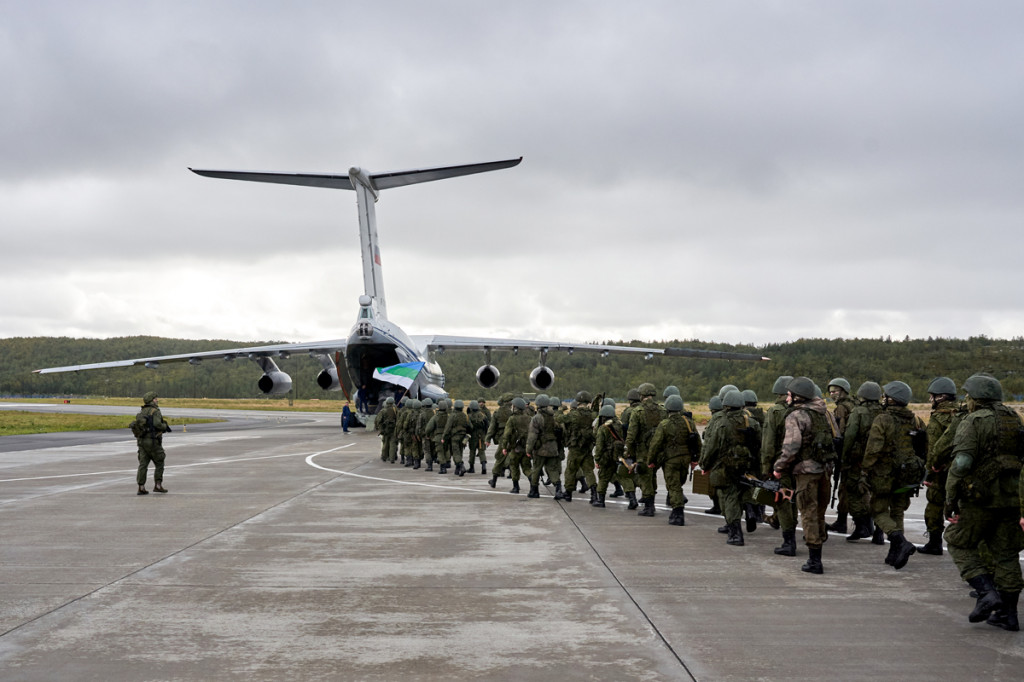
[
  {"x1": 563, "y1": 448, "x2": 596, "y2": 489},
  {"x1": 432, "y1": 438, "x2": 451, "y2": 465},
  {"x1": 466, "y1": 437, "x2": 486, "y2": 468},
  {"x1": 637, "y1": 458, "x2": 659, "y2": 500},
  {"x1": 594, "y1": 455, "x2": 617, "y2": 495},
  {"x1": 662, "y1": 457, "x2": 690, "y2": 510},
  {"x1": 870, "y1": 490, "x2": 912, "y2": 536},
  {"x1": 923, "y1": 470, "x2": 948, "y2": 534},
  {"x1": 506, "y1": 449, "x2": 527, "y2": 482},
  {"x1": 841, "y1": 466, "x2": 872, "y2": 519},
  {"x1": 944, "y1": 505, "x2": 1024, "y2": 592},
  {"x1": 528, "y1": 454, "x2": 561, "y2": 488},
  {"x1": 446, "y1": 435, "x2": 465, "y2": 465},
  {"x1": 381, "y1": 432, "x2": 398, "y2": 462},
  {"x1": 717, "y1": 483, "x2": 744, "y2": 525},
  {"x1": 136, "y1": 437, "x2": 165, "y2": 486},
  {"x1": 795, "y1": 472, "x2": 830, "y2": 549}
]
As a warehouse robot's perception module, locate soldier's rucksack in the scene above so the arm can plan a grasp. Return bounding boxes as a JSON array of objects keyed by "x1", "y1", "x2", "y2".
[
  {"x1": 721, "y1": 414, "x2": 756, "y2": 473},
  {"x1": 130, "y1": 410, "x2": 154, "y2": 438}
]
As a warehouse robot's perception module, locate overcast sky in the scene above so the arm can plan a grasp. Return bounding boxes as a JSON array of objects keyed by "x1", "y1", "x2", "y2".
[{"x1": 4, "y1": 1, "x2": 1023, "y2": 348}]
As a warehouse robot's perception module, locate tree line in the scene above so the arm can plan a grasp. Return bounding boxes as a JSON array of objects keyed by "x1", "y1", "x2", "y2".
[{"x1": 3, "y1": 335, "x2": 1023, "y2": 405}]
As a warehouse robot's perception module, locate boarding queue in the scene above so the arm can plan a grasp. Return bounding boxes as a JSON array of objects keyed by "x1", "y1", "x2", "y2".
[{"x1": 374, "y1": 375, "x2": 1024, "y2": 633}]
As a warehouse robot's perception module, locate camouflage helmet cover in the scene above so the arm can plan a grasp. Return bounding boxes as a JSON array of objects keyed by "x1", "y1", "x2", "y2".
[
  {"x1": 638, "y1": 382, "x2": 657, "y2": 397},
  {"x1": 962, "y1": 374, "x2": 1002, "y2": 401}
]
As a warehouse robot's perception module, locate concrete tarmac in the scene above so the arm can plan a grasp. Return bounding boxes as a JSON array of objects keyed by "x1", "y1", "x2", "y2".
[{"x1": 0, "y1": 406, "x2": 1022, "y2": 680}]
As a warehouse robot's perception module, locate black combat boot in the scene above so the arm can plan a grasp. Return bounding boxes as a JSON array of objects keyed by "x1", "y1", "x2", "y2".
[
  {"x1": 887, "y1": 531, "x2": 916, "y2": 569},
  {"x1": 404, "y1": 457, "x2": 414, "y2": 467},
  {"x1": 511, "y1": 481, "x2": 520, "y2": 494},
  {"x1": 639, "y1": 498, "x2": 655, "y2": 517},
  {"x1": 578, "y1": 477, "x2": 589, "y2": 493},
  {"x1": 917, "y1": 530, "x2": 944, "y2": 555},
  {"x1": 774, "y1": 529, "x2": 797, "y2": 556},
  {"x1": 467, "y1": 464, "x2": 475, "y2": 474},
  {"x1": 400, "y1": 455, "x2": 406, "y2": 465},
  {"x1": 871, "y1": 525, "x2": 886, "y2": 545},
  {"x1": 589, "y1": 486, "x2": 598, "y2": 505},
  {"x1": 481, "y1": 463, "x2": 486, "y2": 476},
  {"x1": 153, "y1": 483, "x2": 167, "y2": 493},
  {"x1": 137, "y1": 486, "x2": 149, "y2": 495},
  {"x1": 611, "y1": 481, "x2": 625, "y2": 497},
  {"x1": 562, "y1": 489, "x2": 573, "y2": 502},
  {"x1": 413, "y1": 458, "x2": 421, "y2": 470},
  {"x1": 826, "y1": 511, "x2": 848, "y2": 534},
  {"x1": 705, "y1": 498, "x2": 722, "y2": 515},
  {"x1": 527, "y1": 484, "x2": 540, "y2": 498},
  {"x1": 846, "y1": 516, "x2": 872, "y2": 542},
  {"x1": 439, "y1": 464, "x2": 448, "y2": 475},
  {"x1": 726, "y1": 521, "x2": 745, "y2": 546},
  {"x1": 626, "y1": 492, "x2": 638, "y2": 510},
  {"x1": 668, "y1": 507, "x2": 685, "y2": 526},
  {"x1": 594, "y1": 492, "x2": 606, "y2": 508},
  {"x1": 744, "y1": 504, "x2": 759, "y2": 533},
  {"x1": 456, "y1": 461, "x2": 466, "y2": 477},
  {"x1": 488, "y1": 474, "x2": 498, "y2": 488},
  {"x1": 967, "y1": 575, "x2": 1004, "y2": 623},
  {"x1": 553, "y1": 482, "x2": 566, "y2": 500},
  {"x1": 801, "y1": 547, "x2": 824, "y2": 574},
  {"x1": 987, "y1": 591, "x2": 1021, "y2": 631}
]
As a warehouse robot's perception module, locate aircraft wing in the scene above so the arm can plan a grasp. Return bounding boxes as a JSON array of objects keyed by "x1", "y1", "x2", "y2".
[
  {"x1": 410, "y1": 335, "x2": 769, "y2": 361},
  {"x1": 33, "y1": 339, "x2": 350, "y2": 374}
]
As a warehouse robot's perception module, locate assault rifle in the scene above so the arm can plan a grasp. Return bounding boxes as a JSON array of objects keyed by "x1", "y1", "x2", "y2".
[{"x1": 740, "y1": 474, "x2": 794, "y2": 502}]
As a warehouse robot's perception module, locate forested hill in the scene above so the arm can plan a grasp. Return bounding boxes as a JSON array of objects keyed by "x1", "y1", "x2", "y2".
[{"x1": 4, "y1": 335, "x2": 1024, "y2": 403}]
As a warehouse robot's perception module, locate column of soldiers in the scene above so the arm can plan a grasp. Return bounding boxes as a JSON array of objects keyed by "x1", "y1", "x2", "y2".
[{"x1": 377, "y1": 372, "x2": 1023, "y2": 631}]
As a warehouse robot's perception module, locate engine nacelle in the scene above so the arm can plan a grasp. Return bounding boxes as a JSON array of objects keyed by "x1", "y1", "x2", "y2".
[
  {"x1": 258, "y1": 371, "x2": 293, "y2": 395},
  {"x1": 475, "y1": 364, "x2": 500, "y2": 389},
  {"x1": 316, "y1": 368, "x2": 341, "y2": 391},
  {"x1": 529, "y1": 365, "x2": 555, "y2": 392}
]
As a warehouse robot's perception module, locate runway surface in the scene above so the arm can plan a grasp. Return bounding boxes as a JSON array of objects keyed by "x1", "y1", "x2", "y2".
[{"x1": 0, "y1": 405, "x2": 1021, "y2": 680}]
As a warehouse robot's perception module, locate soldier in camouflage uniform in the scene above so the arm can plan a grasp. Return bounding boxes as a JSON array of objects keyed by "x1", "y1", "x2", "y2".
[
  {"x1": 416, "y1": 398, "x2": 434, "y2": 471},
  {"x1": 593, "y1": 403, "x2": 627, "y2": 508},
  {"x1": 863, "y1": 381, "x2": 927, "y2": 570},
  {"x1": 486, "y1": 393, "x2": 514, "y2": 485},
  {"x1": 376, "y1": 396, "x2": 399, "y2": 463},
  {"x1": 774, "y1": 377, "x2": 835, "y2": 574},
  {"x1": 425, "y1": 399, "x2": 451, "y2": 474},
  {"x1": 562, "y1": 391, "x2": 597, "y2": 503},
  {"x1": 395, "y1": 398, "x2": 411, "y2": 465},
  {"x1": 944, "y1": 374, "x2": 1024, "y2": 631},
  {"x1": 400, "y1": 399, "x2": 420, "y2": 468},
  {"x1": 917, "y1": 377, "x2": 961, "y2": 555},
  {"x1": 824, "y1": 378, "x2": 857, "y2": 532},
  {"x1": 466, "y1": 400, "x2": 489, "y2": 474},
  {"x1": 760, "y1": 376, "x2": 798, "y2": 554},
  {"x1": 648, "y1": 395, "x2": 701, "y2": 526},
  {"x1": 626, "y1": 383, "x2": 665, "y2": 518},
  {"x1": 133, "y1": 391, "x2": 171, "y2": 495},
  {"x1": 742, "y1": 390, "x2": 764, "y2": 426},
  {"x1": 526, "y1": 394, "x2": 564, "y2": 499},
  {"x1": 441, "y1": 400, "x2": 470, "y2": 477},
  {"x1": 842, "y1": 382, "x2": 885, "y2": 543},
  {"x1": 702, "y1": 389, "x2": 760, "y2": 545},
  {"x1": 500, "y1": 397, "x2": 531, "y2": 494}
]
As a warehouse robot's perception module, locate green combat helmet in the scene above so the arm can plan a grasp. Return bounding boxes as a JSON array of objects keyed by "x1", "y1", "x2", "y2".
[
  {"x1": 577, "y1": 390, "x2": 593, "y2": 403},
  {"x1": 718, "y1": 384, "x2": 739, "y2": 398},
  {"x1": 453, "y1": 400, "x2": 464, "y2": 410},
  {"x1": 772, "y1": 376, "x2": 794, "y2": 395},
  {"x1": 787, "y1": 377, "x2": 816, "y2": 400},
  {"x1": 535, "y1": 394, "x2": 550, "y2": 408},
  {"x1": 927, "y1": 377, "x2": 957, "y2": 397},
  {"x1": 828, "y1": 378, "x2": 852, "y2": 393},
  {"x1": 421, "y1": 398, "x2": 434, "y2": 408},
  {"x1": 385, "y1": 397, "x2": 395, "y2": 405},
  {"x1": 741, "y1": 389, "x2": 758, "y2": 405},
  {"x1": 143, "y1": 391, "x2": 158, "y2": 404},
  {"x1": 856, "y1": 382, "x2": 882, "y2": 401},
  {"x1": 638, "y1": 383, "x2": 657, "y2": 397},
  {"x1": 599, "y1": 404, "x2": 616, "y2": 418},
  {"x1": 468, "y1": 400, "x2": 479, "y2": 411},
  {"x1": 436, "y1": 399, "x2": 449, "y2": 411},
  {"x1": 665, "y1": 395, "x2": 684, "y2": 412},
  {"x1": 512, "y1": 397, "x2": 527, "y2": 410},
  {"x1": 709, "y1": 396, "x2": 723, "y2": 412},
  {"x1": 883, "y1": 381, "x2": 913, "y2": 406},
  {"x1": 722, "y1": 390, "x2": 745, "y2": 409},
  {"x1": 626, "y1": 388, "x2": 642, "y2": 403},
  {"x1": 962, "y1": 374, "x2": 1002, "y2": 402},
  {"x1": 663, "y1": 385, "x2": 680, "y2": 398},
  {"x1": 603, "y1": 397, "x2": 616, "y2": 407}
]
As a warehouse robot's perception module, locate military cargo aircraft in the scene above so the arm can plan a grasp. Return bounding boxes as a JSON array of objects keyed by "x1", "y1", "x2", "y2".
[{"x1": 35, "y1": 158, "x2": 768, "y2": 412}]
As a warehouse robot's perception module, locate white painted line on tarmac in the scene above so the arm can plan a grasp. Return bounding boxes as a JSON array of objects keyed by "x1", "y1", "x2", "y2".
[{"x1": 306, "y1": 452, "x2": 517, "y2": 495}]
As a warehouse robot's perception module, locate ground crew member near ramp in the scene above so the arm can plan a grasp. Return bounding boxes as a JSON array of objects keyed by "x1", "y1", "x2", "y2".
[
  {"x1": 132, "y1": 391, "x2": 171, "y2": 495},
  {"x1": 944, "y1": 374, "x2": 1024, "y2": 631}
]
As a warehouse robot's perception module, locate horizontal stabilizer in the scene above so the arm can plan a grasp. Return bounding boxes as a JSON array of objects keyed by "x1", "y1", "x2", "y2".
[{"x1": 189, "y1": 158, "x2": 522, "y2": 192}]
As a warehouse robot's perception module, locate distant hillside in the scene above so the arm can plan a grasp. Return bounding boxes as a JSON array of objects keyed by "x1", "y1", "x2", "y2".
[{"x1": 4, "y1": 335, "x2": 1023, "y2": 403}]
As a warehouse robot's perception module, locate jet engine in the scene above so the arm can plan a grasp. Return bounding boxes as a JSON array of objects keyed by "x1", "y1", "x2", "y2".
[
  {"x1": 258, "y1": 371, "x2": 293, "y2": 395},
  {"x1": 316, "y1": 368, "x2": 341, "y2": 391},
  {"x1": 529, "y1": 365, "x2": 555, "y2": 392},
  {"x1": 475, "y1": 364, "x2": 500, "y2": 389}
]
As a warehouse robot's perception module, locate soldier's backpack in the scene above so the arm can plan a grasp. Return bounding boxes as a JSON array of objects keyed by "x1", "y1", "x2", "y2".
[{"x1": 130, "y1": 410, "x2": 154, "y2": 438}]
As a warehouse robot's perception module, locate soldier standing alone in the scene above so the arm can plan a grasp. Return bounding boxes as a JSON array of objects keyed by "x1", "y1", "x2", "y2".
[{"x1": 133, "y1": 391, "x2": 171, "y2": 495}]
